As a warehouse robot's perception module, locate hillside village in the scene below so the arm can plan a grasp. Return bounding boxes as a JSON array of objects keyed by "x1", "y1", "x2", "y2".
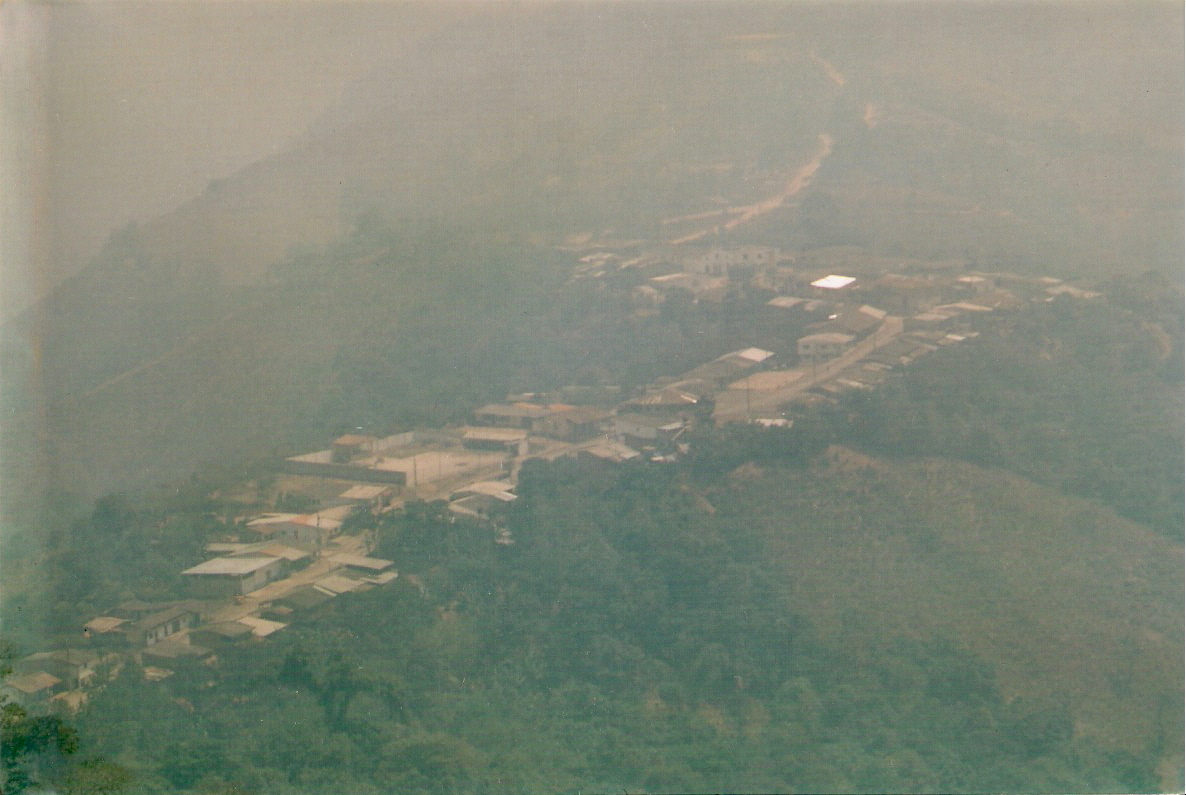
[{"x1": 3, "y1": 240, "x2": 1105, "y2": 716}]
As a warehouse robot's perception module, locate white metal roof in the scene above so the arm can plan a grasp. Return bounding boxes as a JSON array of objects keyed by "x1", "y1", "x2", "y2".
[
  {"x1": 734, "y1": 347, "x2": 775, "y2": 363},
  {"x1": 811, "y1": 274, "x2": 856, "y2": 289}
]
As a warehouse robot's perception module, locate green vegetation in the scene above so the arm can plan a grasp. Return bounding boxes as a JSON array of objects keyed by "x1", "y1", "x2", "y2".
[
  {"x1": 46, "y1": 450, "x2": 1178, "y2": 794},
  {"x1": 816, "y1": 293, "x2": 1184, "y2": 537},
  {"x1": 3, "y1": 267, "x2": 1179, "y2": 794}
]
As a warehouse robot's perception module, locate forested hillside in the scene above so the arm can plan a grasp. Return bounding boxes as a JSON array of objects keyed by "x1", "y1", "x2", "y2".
[
  {"x1": 5, "y1": 288, "x2": 1180, "y2": 793},
  {"x1": 1, "y1": 5, "x2": 1180, "y2": 793},
  {"x1": 49, "y1": 453, "x2": 1179, "y2": 794}
]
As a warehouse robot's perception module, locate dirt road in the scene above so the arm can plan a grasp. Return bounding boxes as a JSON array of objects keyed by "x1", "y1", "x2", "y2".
[{"x1": 669, "y1": 133, "x2": 834, "y2": 245}]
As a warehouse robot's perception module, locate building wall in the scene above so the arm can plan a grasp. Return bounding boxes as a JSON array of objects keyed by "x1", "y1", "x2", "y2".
[
  {"x1": 798, "y1": 338, "x2": 852, "y2": 363},
  {"x1": 281, "y1": 459, "x2": 406, "y2": 485},
  {"x1": 239, "y1": 560, "x2": 284, "y2": 593}
]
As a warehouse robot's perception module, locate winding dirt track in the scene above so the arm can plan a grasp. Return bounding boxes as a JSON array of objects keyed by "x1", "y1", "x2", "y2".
[{"x1": 668, "y1": 133, "x2": 834, "y2": 245}]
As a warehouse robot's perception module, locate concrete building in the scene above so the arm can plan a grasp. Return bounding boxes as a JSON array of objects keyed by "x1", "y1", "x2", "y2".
[
  {"x1": 461, "y1": 426, "x2": 529, "y2": 453},
  {"x1": 282, "y1": 450, "x2": 408, "y2": 486},
  {"x1": 181, "y1": 556, "x2": 284, "y2": 597},
  {"x1": 531, "y1": 406, "x2": 612, "y2": 441},
  {"x1": 613, "y1": 413, "x2": 686, "y2": 449},
  {"x1": 245, "y1": 513, "x2": 340, "y2": 548},
  {"x1": 797, "y1": 332, "x2": 856, "y2": 363},
  {"x1": 683, "y1": 246, "x2": 779, "y2": 278},
  {"x1": 126, "y1": 605, "x2": 202, "y2": 647},
  {"x1": 473, "y1": 403, "x2": 553, "y2": 429},
  {"x1": 810, "y1": 304, "x2": 887, "y2": 339}
]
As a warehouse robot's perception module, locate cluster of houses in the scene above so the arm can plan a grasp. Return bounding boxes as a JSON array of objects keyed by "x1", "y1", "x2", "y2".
[
  {"x1": 5, "y1": 486, "x2": 404, "y2": 712},
  {"x1": 6, "y1": 241, "x2": 1103, "y2": 715}
]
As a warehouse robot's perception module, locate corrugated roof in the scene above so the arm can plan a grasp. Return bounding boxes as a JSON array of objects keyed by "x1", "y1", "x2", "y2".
[
  {"x1": 237, "y1": 616, "x2": 287, "y2": 637},
  {"x1": 767, "y1": 296, "x2": 804, "y2": 308},
  {"x1": 315, "y1": 574, "x2": 367, "y2": 594},
  {"x1": 339, "y1": 485, "x2": 391, "y2": 500},
  {"x1": 333, "y1": 434, "x2": 377, "y2": 446},
  {"x1": 246, "y1": 513, "x2": 303, "y2": 527},
  {"x1": 462, "y1": 427, "x2": 529, "y2": 442},
  {"x1": 799, "y1": 332, "x2": 855, "y2": 344},
  {"x1": 182, "y1": 556, "x2": 281, "y2": 577},
  {"x1": 583, "y1": 442, "x2": 641, "y2": 462},
  {"x1": 84, "y1": 616, "x2": 126, "y2": 634},
  {"x1": 253, "y1": 544, "x2": 311, "y2": 562},
  {"x1": 4, "y1": 672, "x2": 61, "y2": 694},
  {"x1": 329, "y1": 553, "x2": 395, "y2": 571},
  {"x1": 474, "y1": 403, "x2": 551, "y2": 419},
  {"x1": 627, "y1": 388, "x2": 699, "y2": 407},
  {"x1": 455, "y1": 480, "x2": 518, "y2": 499},
  {"x1": 554, "y1": 405, "x2": 612, "y2": 423}
]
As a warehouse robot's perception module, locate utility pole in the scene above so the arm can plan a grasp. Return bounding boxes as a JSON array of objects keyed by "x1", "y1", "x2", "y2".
[{"x1": 745, "y1": 376, "x2": 751, "y2": 423}]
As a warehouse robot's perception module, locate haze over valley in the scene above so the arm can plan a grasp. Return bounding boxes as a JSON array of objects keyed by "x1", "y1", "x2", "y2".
[{"x1": 0, "y1": 3, "x2": 1181, "y2": 794}]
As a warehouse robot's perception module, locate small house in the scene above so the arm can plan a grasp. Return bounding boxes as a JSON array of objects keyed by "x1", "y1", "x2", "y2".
[
  {"x1": 531, "y1": 406, "x2": 612, "y2": 441},
  {"x1": 461, "y1": 426, "x2": 528, "y2": 453},
  {"x1": 613, "y1": 413, "x2": 686, "y2": 449},
  {"x1": 246, "y1": 513, "x2": 339, "y2": 548},
  {"x1": 181, "y1": 555, "x2": 284, "y2": 597},
  {"x1": 125, "y1": 605, "x2": 202, "y2": 647},
  {"x1": 797, "y1": 332, "x2": 855, "y2": 363},
  {"x1": 0, "y1": 672, "x2": 63, "y2": 708}
]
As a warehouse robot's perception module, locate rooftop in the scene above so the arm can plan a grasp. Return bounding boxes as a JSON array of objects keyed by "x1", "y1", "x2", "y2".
[
  {"x1": 3, "y1": 671, "x2": 62, "y2": 694},
  {"x1": 84, "y1": 616, "x2": 127, "y2": 634},
  {"x1": 811, "y1": 274, "x2": 857, "y2": 290},
  {"x1": 461, "y1": 427, "x2": 530, "y2": 442},
  {"x1": 329, "y1": 553, "x2": 396, "y2": 571},
  {"x1": 315, "y1": 574, "x2": 368, "y2": 595},
  {"x1": 583, "y1": 441, "x2": 642, "y2": 462},
  {"x1": 246, "y1": 513, "x2": 304, "y2": 527},
  {"x1": 474, "y1": 403, "x2": 552, "y2": 420},
  {"x1": 799, "y1": 332, "x2": 856, "y2": 345},
  {"x1": 767, "y1": 295, "x2": 804, "y2": 309},
  {"x1": 339, "y1": 485, "x2": 392, "y2": 501},
  {"x1": 615, "y1": 413, "x2": 685, "y2": 431},
  {"x1": 237, "y1": 616, "x2": 287, "y2": 637},
  {"x1": 333, "y1": 434, "x2": 377, "y2": 446},
  {"x1": 182, "y1": 556, "x2": 281, "y2": 577},
  {"x1": 732, "y1": 347, "x2": 775, "y2": 363}
]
